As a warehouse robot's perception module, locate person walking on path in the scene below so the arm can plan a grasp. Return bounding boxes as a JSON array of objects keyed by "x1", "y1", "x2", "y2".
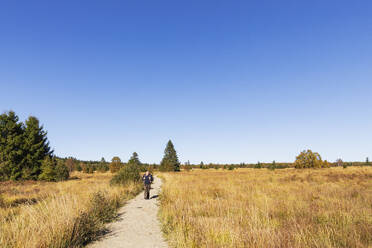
[{"x1": 142, "y1": 171, "x2": 153, "y2": 199}]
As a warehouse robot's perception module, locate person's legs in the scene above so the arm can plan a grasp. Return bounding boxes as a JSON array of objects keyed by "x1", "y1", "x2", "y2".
[
  {"x1": 144, "y1": 184, "x2": 147, "y2": 199},
  {"x1": 144, "y1": 184, "x2": 150, "y2": 199}
]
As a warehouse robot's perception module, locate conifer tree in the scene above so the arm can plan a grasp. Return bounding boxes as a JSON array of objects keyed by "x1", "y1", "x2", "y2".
[
  {"x1": 0, "y1": 111, "x2": 25, "y2": 180},
  {"x1": 38, "y1": 156, "x2": 57, "y2": 181},
  {"x1": 159, "y1": 140, "x2": 180, "y2": 172},
  {"x1": 55, "y1": 160, "x2": 69, "y2": 181},
  {"x1": 22, "y1": 116, "x2": 52, "y2": 179},
  {"x1": 128, "y1": 152, "x2": 141, "y2": 165}
]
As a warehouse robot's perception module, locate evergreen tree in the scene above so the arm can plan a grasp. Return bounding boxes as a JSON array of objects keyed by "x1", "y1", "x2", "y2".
[
  {"x1": 22, "y1": 116, "x2": 52, "y2": 179},
  {"x1": 0, "y1": 111, "x2": 25, "y2": 180},
  {"x1": 55, "y1": 160, "x2": 69, "y2": 181},
  {"x1": 128, "y1": 152, "x2": 141, "y2": 165},
  {"x1": 38, "y1": 156, "x2": 57, "y2": 181},
  {"x1": 200, "y1": 161, "x2": 204, "y2": 169},
  {"x1": 159, "y1": 140, "x2": 180, "y2": 172}
]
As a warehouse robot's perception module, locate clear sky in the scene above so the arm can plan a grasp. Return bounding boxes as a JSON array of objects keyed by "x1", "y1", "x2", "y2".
[{"x1": 1, "y1": 1, "x2": 371, "y2": 164}]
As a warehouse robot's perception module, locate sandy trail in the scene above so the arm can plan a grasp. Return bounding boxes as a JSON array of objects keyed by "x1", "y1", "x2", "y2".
[{"x1": 88, "y1": 176, "x2": 168, "y2": 248}]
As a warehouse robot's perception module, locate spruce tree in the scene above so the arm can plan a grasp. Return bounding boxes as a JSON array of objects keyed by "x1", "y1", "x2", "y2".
[
  {"x1": 0, "y1": 111, "x2": 25, "y2": 180},
  {"x1": 38, "y1": 156, "x2": 57, "y2": 181},
  {"x1": 128, "y1": 152, "x2": 141, "y2": 165},
  {"x1": 159, "y1": 140, "x2": 180, "y2": 172},
  {"x1": 55, "y1": 160, "x2": 70, "y2": 181},
  {"x1": 22, "y1": 116, "x2": 52, "y2": 179}
]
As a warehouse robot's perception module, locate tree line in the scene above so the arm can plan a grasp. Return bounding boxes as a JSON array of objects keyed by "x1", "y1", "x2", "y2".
[{"x1": 1, "y1": 111, "x2": 369, "y2": 182}]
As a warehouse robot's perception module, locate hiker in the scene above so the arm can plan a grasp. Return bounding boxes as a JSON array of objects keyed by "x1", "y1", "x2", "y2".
[{"x1": 142, "y1": 170, "x2": 153, "y2": 199}]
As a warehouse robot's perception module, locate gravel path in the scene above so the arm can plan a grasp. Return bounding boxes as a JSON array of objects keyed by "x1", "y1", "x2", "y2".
[{"x1": 88, "y1": 176, "x2": 168, "y2": 248}]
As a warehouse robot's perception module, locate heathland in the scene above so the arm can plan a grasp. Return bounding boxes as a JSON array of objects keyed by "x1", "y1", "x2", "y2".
[
  {"x1": 0, "y1": 172, "x2": 142, "y2": 248},
  {"x1": 159, "y1": 167, "x2": 372, "y2": 248}
]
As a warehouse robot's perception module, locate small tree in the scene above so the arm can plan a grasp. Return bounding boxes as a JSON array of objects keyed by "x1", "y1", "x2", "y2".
[
  {"x1": 366, "y1": 157, "x2": 370, "y2": 166},
  {"x1": 81, "y1": 163, "x2": 89, "y2": 173},
  {"x1": 159, "y1": 140, "x2": 180, "y2": 172},
  {"x1": 109, "y1": 156, "x2": 122, "y2": 173},
  {"x1": 323, "y1": 160, "x2": 330, "y2": 168},
  {"x1": 110, "y1": 152, "x2": 141, "y2": 185},
  {"x1": 268, "y1": 160, "x2": 276, "y2": 170},
  {"x1": 22, "y1": 116, "x2": 52, "y2": 180},
  {"x1": 294, "y1": 150, "x2": 324, "y2": 169},
  {"x1": 38, "y1": 156, "x2": 57, "y2": 181},
  {"x1": 199, "y1": 161, "x2": 204, "y2": 169},
  {"x1": 184, "y1": 161, "x2": 192, "y2": 171},
  {"x1": 55, "y1": 160, "x2": 69, "y2": 181},
  {"x1": 254, "y1": 161, "x2": 262, "y2": 169},
  {"x1": 65, "y1": 158, "x2": 75, "y2": 172},
  {"x1": 336, "y1": 159, "x2": 343, "y2": 167}
]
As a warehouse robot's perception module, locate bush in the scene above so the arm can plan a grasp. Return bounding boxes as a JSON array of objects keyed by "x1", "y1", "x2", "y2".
[
  {"x1": 268, "y1": 161, "x2": 276, "y2": 170},
  {"x1": 109, "y1": 157, "x2": 122, "y2": 173},
  {"x1": 294, "y1": 150, "x2": 325, "y2": 169},
  {"x1": 110, "y1": 165, "x2": 141, "y2": 185},
  {"x1": 55, "y1": 160, "x2": 70, "y2": 181},
  {"x1": 38, "y1": 157, "x2": 57, "y2": 181},
  {"x1": 254, "y1": 162, "x2": 262, "y2": 169},
  {"x1": 39, "y1": 156, "x2": 69, "y2": 181},
  {"x1": 89, "y1": 191, "x2": 117, "y2": 223}
]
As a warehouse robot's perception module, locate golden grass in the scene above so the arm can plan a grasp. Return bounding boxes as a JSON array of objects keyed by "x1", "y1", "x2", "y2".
[
  {"x1": 159, "y1": 167, "x2": 372, "y2": 248},
  {"x1": 0, "y1": 172, "x2": 142, "y2": 248}
]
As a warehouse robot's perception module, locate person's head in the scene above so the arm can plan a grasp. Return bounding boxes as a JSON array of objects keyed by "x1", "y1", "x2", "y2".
[{"x1": 145, "y1": 170, "x2": 149, "y2": 175}]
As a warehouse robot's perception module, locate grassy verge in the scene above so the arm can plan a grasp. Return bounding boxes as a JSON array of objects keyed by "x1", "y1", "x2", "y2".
[
  {"x1": 0, "y1": 172, "x2": 142, "y2": 248},
  {"x1": 159, "y1": 167, "x2": 372, "y2": 248}
]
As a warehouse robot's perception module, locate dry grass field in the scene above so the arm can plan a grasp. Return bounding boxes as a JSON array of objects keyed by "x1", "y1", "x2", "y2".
[
  {"x1": 0, "y1": 172, "x2": 142, "y2": 248},
  {"x1": 160, "y1": 167, "x2": 372, "y2": 248}
]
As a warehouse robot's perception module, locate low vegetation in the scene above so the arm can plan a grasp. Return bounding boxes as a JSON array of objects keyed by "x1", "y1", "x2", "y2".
[
  {"x1": 110, "y1": 152, "x2": 141, "y2": 185},
  {"x1": 0, "y1": 172, "x2": 142, "y2": 248},
  {"x1": 160, "y1": 167, "x2": 372, "y2": 248}
]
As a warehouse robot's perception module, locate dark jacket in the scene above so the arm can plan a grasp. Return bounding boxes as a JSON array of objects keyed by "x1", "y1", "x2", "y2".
[{"x1": 142, "y1": 174, "x2": 153, "y2": 185}]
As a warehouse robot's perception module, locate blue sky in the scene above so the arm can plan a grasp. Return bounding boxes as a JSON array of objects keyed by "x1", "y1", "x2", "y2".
[{"x1": 1, "y1": 1, "x2": 371, "y2": 163}]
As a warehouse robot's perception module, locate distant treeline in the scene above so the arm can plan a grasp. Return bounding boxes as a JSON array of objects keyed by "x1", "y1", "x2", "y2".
[
  {"x1": 1, "y1": 111, "x2": 370, "y2": 181},
  {"x1": 56, "y1": 156, "x2": 158, "y2": 174}
]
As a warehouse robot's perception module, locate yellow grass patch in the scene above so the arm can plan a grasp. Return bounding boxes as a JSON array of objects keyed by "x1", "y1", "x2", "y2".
[
  {"x1": 159, "y1": 167, "x2": 372, "y2": 248},
  {"x1": 0, "y1": 172, "x2": 142, "y2": 248}
]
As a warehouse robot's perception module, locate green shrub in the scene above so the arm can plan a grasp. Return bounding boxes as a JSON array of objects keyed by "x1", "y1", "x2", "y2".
[
  {"x1": 254, "y1": 162, "x2": 262, "y2": 169},
  {"x1": 39, "y1": 156, "x2": 69, "y2": 181},
  {"x1": 55, "y1": 160, "x2": 70, "y2": 181},
  {"x1": 89, "y1": 191, "x2": 117, "y2": 223},
  {"x1": 38, "y1": 156, "x2": 57, "y2": 181},
  {"x1": 110, "y1": 164, "x2": 141, "y2": 185}
]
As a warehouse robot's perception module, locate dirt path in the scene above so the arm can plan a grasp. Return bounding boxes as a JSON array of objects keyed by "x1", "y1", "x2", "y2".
[{"x1": 88, "y1": 176, "x2": 168, "y2": 248}]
